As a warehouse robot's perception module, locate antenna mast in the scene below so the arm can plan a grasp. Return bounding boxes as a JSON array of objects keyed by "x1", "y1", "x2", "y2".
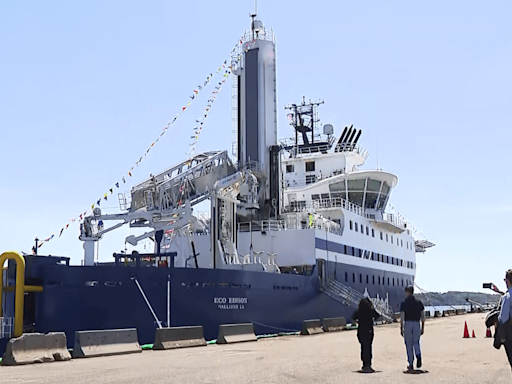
[{"x1": 250, "y1": 0, "x2": 258, "y2": 40}]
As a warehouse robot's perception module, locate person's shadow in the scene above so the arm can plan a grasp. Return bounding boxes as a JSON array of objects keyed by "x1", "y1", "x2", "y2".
[
  {"x1": 353, "y1": 369, "x2": 382, "y2": 374},
  {"x1": 403, "y1": 369, "x2": 429, "y2": 374}
]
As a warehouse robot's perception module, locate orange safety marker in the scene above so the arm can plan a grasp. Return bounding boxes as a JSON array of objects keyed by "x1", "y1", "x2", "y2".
[{"x1": 463, "y1": 321, "x2": 470, "y2": 338}]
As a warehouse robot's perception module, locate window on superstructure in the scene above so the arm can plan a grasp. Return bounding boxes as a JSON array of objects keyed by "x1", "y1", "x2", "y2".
[
  {"x1": 393, "y1": 278, "x2": 395, "y2": 286},
  {"x1": 373, "y1": 275, "x2": 375, "y2": 284},
  {"x1": 349, "y1": 221, "x2": 353, "y2": 230},
  {"x1": 359, "y1": 274, "x2": 362, "y2": 283},
  {"x1": 372, "y1": 229, "x2": 375, "y2": 237},
  {"x1": 378, "y1": 276, "x2": 381, "y2": 285},
  {"x1": 305, "y1": 161, "x2": 315, "y2": 172},
  {"x1": 391, "y1": 257, "x2": 394, "y2": 265},
  {"x1": 386, "y1": 234, "x2": 389, "y2": 242},
  {"x1": 312, "y1": 194, "x2": 320, "y2": 200},
  {"x1": 366, "y1": 227, "x2": 369, "y2": 236},
  {"x1": 401, "y1": 239, "x2": 403, "y2": 247},
  {"x1": 391, "y1": 236, "x2": 393, "y2": 244},
  {"x1": 402, "y1": 279, "x2": 404, "y2": 286},
  {"x1": 387, "y1": 277, "x2": 390, "y2": 285},
  {"x1": 355, "y1": 223, "x2": 358, "y2": 232},
  {"x1": 345, "y1": 272, "x2": 348, "y2": 282},
  {"x1": 286, "y1": 164, "x2": 294, "y2": 173},
  {"x1": 306, "y1": 175, "x2": 316, "y2": 184},
  {"x1": 360, "y1": 224, "x2": 364, "y2": 233},
  {"x1": 353, "y1": 273, "x2": 355, "y2": 283},
  {"x1": 366, "y1": 275, "x2": 369, "y2": 284}
]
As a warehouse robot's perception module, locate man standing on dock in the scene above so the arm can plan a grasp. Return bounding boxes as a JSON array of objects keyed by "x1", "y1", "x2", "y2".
[
  {"x1": 498, "y1": 269, "x2": 512, "y2": 369},
  {"x1": 400, "y1": 285, "x2": 425, "y2": 372}
]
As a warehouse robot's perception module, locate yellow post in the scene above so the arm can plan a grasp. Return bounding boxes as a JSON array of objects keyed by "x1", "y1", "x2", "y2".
[{"x1": 0, "y1": 251, "x2": 26, "y2": 337}]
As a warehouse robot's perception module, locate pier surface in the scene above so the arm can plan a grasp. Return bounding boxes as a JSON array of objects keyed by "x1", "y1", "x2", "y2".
[{"x1": 1, "y1": 313, "x2": 510, "y2": 383}]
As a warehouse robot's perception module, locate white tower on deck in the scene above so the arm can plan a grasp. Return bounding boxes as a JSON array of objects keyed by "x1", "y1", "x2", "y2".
[{"x1": 231, "y1": 14, "x2": 277, "y2": 204}]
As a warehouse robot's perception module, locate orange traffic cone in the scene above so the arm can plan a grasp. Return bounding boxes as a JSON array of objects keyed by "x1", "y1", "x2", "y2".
[
  {"x1": 486, "y1": 328, "x2": 492, "y2": 338},
  {"x1": 472, "y1": 330, "x2": 476, "y2": 338},
  {"x1": 463, "y1": 321, "x2": 470, "y2": 338}
]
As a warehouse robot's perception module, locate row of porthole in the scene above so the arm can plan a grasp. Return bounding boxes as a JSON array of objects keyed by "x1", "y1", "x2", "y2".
[
  {"x1": 273, "y1": 286, "x2": 299, "y2": 290},
  {"x1": 337, "y1": 244, "x2": 415, "y2": 269},
  {"x1": 349, "y1": 220, "x2": 413, "y2": 250},
  {"x1": 344, "y1": 272, "x2": 411, "y2": 287}
]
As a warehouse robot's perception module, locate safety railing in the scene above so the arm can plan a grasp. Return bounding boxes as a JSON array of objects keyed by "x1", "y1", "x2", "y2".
[
  {"x1": 0, "y1": 317, "x2": 14, "y2": 339},
  {"x1": 238, "y1": 220, "x2": 285, "y2": 233},
  {"x1": 320, "y1": 278, "x2": 394, "y2": 323},
  {"x1": 283, "y1": 197, "x2": 367, "y2": 217}
]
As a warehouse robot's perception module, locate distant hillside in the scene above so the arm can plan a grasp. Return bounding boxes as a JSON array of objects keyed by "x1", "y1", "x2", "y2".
[{"x1": 415, "y1": 291, "x2": 500, "y2": 307}]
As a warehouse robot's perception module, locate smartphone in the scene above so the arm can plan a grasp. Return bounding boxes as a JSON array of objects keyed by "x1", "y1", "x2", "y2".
[{"x1": 483, "y1": 283, "x2": 492, "y2": 289}]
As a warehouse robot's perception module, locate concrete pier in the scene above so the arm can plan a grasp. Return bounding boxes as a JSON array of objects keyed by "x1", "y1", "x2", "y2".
[{"x1": 1, "y1": 313, "x2": 510, "y2": 383}]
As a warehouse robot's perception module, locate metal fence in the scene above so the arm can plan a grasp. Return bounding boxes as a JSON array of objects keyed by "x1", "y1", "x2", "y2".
[{"x1": 0, "y1": 317, "x2": 14, "y2": 339}]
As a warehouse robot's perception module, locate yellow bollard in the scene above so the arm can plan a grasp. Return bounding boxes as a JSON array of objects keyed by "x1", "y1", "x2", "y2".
[{"x1": 0, "y1": 251, "x2": 26, "y2": 337}]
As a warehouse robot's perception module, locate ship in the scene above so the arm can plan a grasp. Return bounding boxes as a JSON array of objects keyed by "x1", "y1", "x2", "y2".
[{"x1": 0, "y1": 14, "x2": 434, "y2": 353}]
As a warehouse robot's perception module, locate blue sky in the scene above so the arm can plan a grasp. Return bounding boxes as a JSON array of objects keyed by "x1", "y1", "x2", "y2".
[{"x1": 1, "y1": 0, "x2": 511, "y2": 293}]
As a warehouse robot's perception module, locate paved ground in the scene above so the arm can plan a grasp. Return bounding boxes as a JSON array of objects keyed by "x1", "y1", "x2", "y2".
[{"x1": 1, "y1": 313, "x2": 510, "y2": 383}]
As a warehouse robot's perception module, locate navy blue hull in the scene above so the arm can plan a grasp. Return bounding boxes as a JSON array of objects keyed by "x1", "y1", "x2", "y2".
[{"x1": 1, "y1": 256, "x2": 413, "y2": 353}]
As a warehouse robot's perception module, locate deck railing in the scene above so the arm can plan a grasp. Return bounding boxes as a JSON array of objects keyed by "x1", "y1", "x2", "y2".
[
  {"x1": 0, "y1": 317, "x2": 14, "y2": 339},
  {"x1": 283, "y1": 197, "x2": 367, "y2": 217}
]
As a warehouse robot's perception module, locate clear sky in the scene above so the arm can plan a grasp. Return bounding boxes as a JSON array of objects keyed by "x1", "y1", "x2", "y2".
[{"x1": 1, "y1": 0, "x2": 511, "y2": 293}]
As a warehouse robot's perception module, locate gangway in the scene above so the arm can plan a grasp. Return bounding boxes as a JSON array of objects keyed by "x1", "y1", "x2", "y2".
[{"x1": 320, "y1": 277, "x2": 394, "y2": 323}]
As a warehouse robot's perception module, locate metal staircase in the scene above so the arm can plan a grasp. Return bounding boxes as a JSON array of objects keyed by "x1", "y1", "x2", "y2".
[{"x1": 320, "y1": 277, "x2": 395, "y2": 323}]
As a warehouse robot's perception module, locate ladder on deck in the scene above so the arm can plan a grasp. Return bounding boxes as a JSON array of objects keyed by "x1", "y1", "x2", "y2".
[{"x1": 320, "y1": 277, "x2": 395, "y2": 323}]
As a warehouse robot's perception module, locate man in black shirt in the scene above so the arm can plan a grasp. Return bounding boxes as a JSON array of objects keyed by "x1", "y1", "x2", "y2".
[
  {"x1": 352, "y1": 298, "x2": 381, "y2": 372},
  {"x1": 400, "y1": 285, "x2": 425, "y2": 372}
]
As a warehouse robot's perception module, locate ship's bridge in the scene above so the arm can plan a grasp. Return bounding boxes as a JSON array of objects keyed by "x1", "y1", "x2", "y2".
[{"x1": 284, "y1": 170, "x2": 398, "y2": 212}]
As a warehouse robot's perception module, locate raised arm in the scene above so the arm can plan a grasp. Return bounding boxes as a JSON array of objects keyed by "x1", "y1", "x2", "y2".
[{"x1": 498, "y1": 294, "x2": 511, "y2": 324}]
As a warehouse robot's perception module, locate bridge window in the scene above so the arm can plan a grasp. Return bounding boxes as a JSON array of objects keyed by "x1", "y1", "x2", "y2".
[
  {"x1": 306, "y1": 175, "x2": 316, "y2": 184},
  {"x1": 367, "y1": 179, "x2": 381, "y2": 192},
  {"x1": 312, "y1": 194, "x2": 320, "y2": 200},
  {"x1": 286, "y1": 164, "x2": 294, "y2": 173},
  {"x1": 305, "y1": 161, "x2": 315, "y2": 172},
  {"x1": 364, "y1": 193, "x2": 379, "y2": 209}
]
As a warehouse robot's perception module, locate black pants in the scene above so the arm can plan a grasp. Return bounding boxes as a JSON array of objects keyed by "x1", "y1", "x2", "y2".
[
  {"x1": 357, "y1": 329, "x2": 374, "y2": 368},
  {"x1": 505, "y1": 340, "x2": 512, "y2": 369}
]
